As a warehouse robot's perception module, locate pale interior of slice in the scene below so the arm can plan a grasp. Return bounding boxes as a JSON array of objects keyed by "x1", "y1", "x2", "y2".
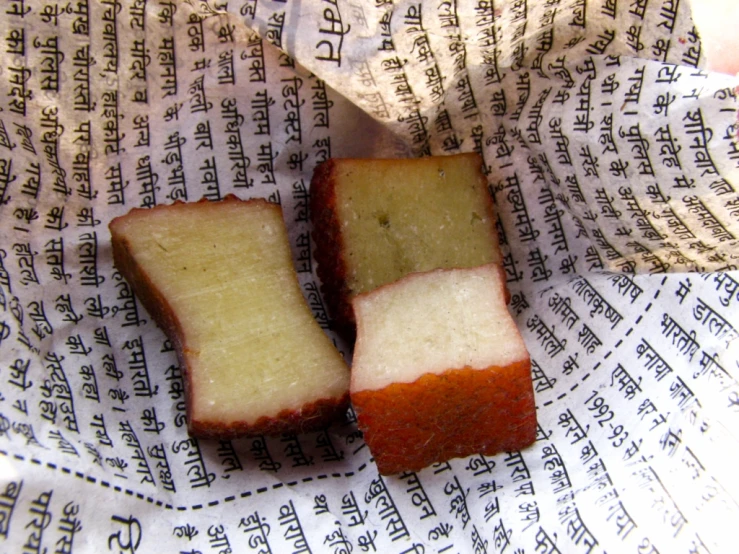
[
  {"x1": 115, "y1": 201, "x2": 349, "y2": 425},
  {"x1": 334, "y1": 154, "x2": 501, "y2": 295},
  {"x1": 351, "y1": 264, "x2": 527, "y2": 393}
]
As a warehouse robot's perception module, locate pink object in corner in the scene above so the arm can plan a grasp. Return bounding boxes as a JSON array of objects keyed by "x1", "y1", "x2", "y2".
[{"x1": 688, "y1": 0, "x2": 739, "y2": 75}]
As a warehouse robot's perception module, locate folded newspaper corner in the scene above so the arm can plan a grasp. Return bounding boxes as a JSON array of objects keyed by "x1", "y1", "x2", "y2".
[{"x1": 0, "y1": 0, "x2": 738, "y2": 553}]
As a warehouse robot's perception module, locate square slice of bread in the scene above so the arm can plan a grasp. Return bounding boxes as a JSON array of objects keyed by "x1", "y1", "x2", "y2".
[
  {"x1": 109, "y1": 197, "x2": 350, "y2": 439},
  {"x1": 310, "y1": 153, "x2": 502, "y2": 335},
  {"x1": 350, "y1": 264, "x2": 535, "y2": 475}
]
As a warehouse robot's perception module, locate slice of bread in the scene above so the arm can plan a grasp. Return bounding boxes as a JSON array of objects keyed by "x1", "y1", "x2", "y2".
[
  {"x1": 310, "y1": 153, "x2": 502, "y2": 336},
  {"x1": 350, "y1": 264, "x2": 535, "y2": 475},
  {"x1": 109, "y1": 197, "x2": 350, "y2": 439}
]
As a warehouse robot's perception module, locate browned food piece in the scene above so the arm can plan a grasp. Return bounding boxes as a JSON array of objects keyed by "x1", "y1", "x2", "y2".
[
  {"x1": 350, "y1": 264, "x2": 536, "y2": 475},
  {"x1": 310, "y1": 153, "x2": 502, "y2": 336},
  {"x1": 109, "y1": 196, "x2": 351, "y2": 439}
]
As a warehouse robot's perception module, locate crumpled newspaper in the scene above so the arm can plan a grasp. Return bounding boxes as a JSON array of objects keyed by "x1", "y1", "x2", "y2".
[{"x1": 0, "y1": 0, "x2": 737, "y2": 552}]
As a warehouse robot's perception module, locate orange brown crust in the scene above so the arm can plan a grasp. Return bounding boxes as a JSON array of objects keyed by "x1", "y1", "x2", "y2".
[
  {"x1": 109, "y1": 196, "x2": 350, "y2": 439},
  {"x1": 310, "y1": 160, "x2": 356, "y2": 338},
  {"x1": 351, "y1": 360, "x2": 536, "y2": 475}
]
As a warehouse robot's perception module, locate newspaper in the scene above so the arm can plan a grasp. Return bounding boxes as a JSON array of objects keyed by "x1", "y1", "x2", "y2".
[{"x1": 0, "y1": 0, "x2": 738, "y2": 552}]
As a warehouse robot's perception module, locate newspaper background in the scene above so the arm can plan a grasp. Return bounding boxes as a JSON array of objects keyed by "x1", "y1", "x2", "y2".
[{"x1": 0, "y1": 0, "x2": 738, "y2": 552}]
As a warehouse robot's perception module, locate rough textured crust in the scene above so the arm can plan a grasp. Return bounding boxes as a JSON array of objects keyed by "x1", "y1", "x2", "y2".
[
  {"x1": 310, "y1": 155, "x2": 503, "y2": 338},
  {"x1": 190, "y1": 393, "x2": 350, "y2": 440},
  {"x1": 310, "y1": 159, "x2": 356, "y2": 338},
  {"x1": 351, "y1": 360, "x2": 536, "y2": 475},
  {"x1": 109, "y1": 195, "x2": 350, "y2": 439}
]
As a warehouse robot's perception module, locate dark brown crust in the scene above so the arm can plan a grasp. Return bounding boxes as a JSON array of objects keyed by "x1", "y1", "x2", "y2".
[
  {"x1": 109, "y1": 195, "x2": 350, "y2": 439},
  {"x1": 310, "y1": 159, "x2": 357, "y2": 339},
  {"x1": 190, "y1": 392, "x2": 350, "y2": 440}
]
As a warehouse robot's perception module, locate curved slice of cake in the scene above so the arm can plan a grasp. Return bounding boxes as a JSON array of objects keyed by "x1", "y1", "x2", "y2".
[
  {"x1": 310, "y1": 153, "x2": 502, "y2": 336},
  {"x1": 350, "y1": 264, "x2": 535, "y2": 475},
  {"x1": 109, "y1": 197, "x2": 351, "y2": 439}
]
